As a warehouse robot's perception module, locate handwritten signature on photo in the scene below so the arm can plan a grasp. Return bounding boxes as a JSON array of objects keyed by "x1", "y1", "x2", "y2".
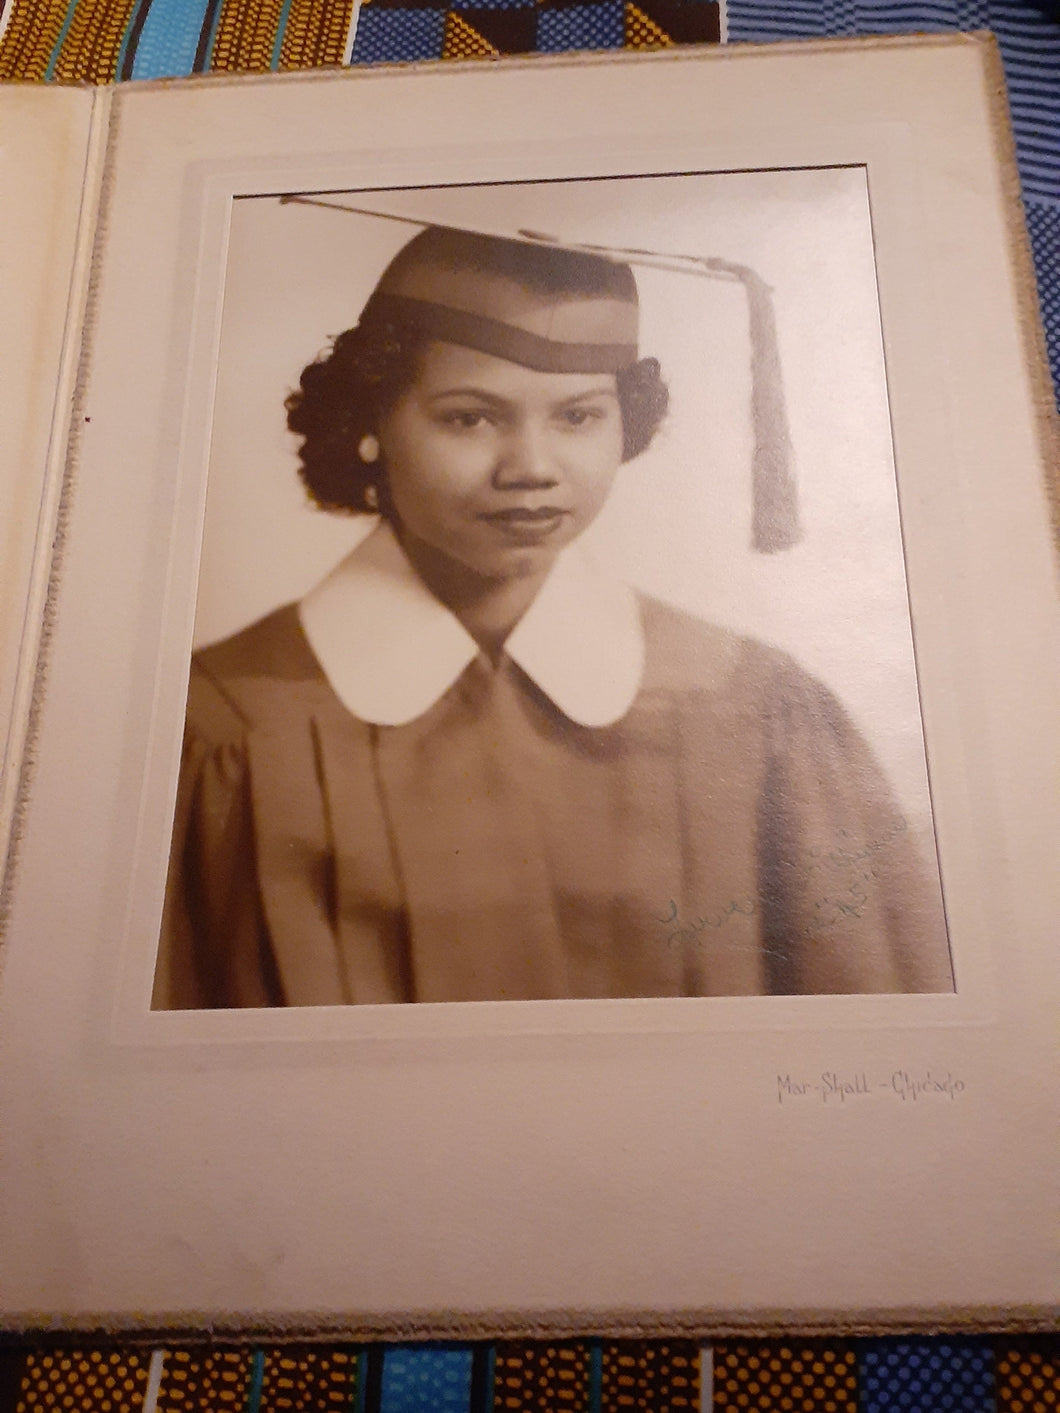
[{"x1": 655, "y1": 819, "x2": 911, "y2": 947}]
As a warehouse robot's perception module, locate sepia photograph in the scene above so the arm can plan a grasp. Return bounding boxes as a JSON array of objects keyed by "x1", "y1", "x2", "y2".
[{"x1": 151, "y1": 169, "x2": 954, "y2": 1010}]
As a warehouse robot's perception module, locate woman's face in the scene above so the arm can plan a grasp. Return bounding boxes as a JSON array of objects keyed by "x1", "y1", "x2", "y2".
[{"x1": 376, "y1": 340, "x2": 625, "y2": 585}]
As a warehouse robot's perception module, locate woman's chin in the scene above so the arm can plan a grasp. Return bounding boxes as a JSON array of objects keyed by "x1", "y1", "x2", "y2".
[
  {"x1": 397, "y1": 520, "x2": 575, "y2": 602},
  {"x1": 458, "y1": 540, "x2": 564, "y2": 587}
]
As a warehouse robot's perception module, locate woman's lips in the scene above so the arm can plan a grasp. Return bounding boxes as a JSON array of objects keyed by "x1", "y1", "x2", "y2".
[{"x1": 479, "y1": 507, "x2": 570, "y2": 541}]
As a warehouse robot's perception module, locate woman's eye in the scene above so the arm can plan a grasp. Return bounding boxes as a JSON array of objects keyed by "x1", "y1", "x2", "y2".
[
  {"x1": 438, "y1": 408, "x2": 491, "y2": 430},
  {"x1": 558, "y1": 406, "x2": 605, "y2": 428}
]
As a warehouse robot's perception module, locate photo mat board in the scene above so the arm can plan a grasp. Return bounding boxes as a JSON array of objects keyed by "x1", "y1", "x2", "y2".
[
  {"x1": 155, "y1": 167, "x2": 954, "y2": 1010},
  {"x1": 0, "y1": 39, "x2": 1057, "y2": 1331}
]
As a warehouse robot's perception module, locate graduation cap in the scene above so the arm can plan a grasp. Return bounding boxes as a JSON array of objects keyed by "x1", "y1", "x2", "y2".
[{"x1": 281, "y1": 196, "x2": 800, "y2": 553}]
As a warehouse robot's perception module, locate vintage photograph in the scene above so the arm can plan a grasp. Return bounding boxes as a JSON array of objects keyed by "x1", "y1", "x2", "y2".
[{"x1": 151, "y1": 170, "x2": 954, "y2": 1009}]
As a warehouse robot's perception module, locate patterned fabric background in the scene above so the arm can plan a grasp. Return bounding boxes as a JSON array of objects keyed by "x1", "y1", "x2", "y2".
[
  {"x1": 1, "y1": 1337, "x2": 1057, "y2": 1409},
  {"x1": 0, "y1": 0, "x2": 1057, "y2": 1402}
]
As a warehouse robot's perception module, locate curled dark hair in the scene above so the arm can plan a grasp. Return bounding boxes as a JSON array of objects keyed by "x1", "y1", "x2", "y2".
[
  {"x1": 616, "y1": 356, "x2": 670, "y2": 461},
  {"x1": 285, "y1": 321, "x2": 669, "y2": 516}
]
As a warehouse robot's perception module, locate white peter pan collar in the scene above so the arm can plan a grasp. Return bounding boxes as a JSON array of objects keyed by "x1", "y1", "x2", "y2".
[{"x1": 298, "y1": 521, "x2": 644, "y2": 728}]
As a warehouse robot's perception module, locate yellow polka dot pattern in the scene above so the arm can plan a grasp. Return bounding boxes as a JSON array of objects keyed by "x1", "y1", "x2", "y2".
[
  {"x1": 996, "y1": 1343, "x2": 1059, "y2": 1410},
  {"x1": 46, "y1": 0, "x2": 138, "y2": 80},
  {"x1": 601, "y1": 1340, "x2": 700, "y2": 1410},
  {"x1": 442, "y1": 11, "x2": 498, "y2": 60},
  {"x1": 623, "y1": 3, "x2": 671, "y2": 49},
  {"x1": 276, "y1": 0, "x2": 357, "y2": 68},
  {"x1": 0, "y1": 0, "x2": 69, "y2": 79},
  {"x1": 155, "y1": 1348, "x2": 250, "y2": 1411},
  {"x1": 210, "y1": 0, "x2": 287, "y2": 72},
  {"x1": 493, "y1": 1341, "x2": 589, "y2": 1410},
  {"x1": 713, "y1": 1341, "x2": 857, "y2": 1412},
  {"x1": 16, "y1": 1349, "x2": 149, "y2": 1413},
  {"x1": 256, "y1": 1345, "x2": 357, "y2": 1411}
]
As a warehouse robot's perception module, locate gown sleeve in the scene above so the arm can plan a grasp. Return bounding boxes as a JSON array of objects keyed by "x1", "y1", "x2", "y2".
[
  {"x1": 151, "y1": 663, "x2": 283, "y2": 1010},
  {"x1": 757, "y1": 652, "x2": 953, "y2": 994}
]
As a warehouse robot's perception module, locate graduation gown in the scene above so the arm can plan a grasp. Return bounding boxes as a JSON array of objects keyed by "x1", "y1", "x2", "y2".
[{"x1": 153, "y1": 528, "x2": 952, "y2": 1008}]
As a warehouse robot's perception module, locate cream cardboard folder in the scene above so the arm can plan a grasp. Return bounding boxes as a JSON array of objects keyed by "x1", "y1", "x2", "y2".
[{"x1": 0, "y1": 35, "x2": 1057, "y2": 1334}]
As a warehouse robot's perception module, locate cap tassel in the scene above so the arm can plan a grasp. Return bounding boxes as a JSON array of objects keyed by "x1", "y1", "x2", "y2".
[{"x1": 710, "y1": 262, "x2": 801, "y2": 554}]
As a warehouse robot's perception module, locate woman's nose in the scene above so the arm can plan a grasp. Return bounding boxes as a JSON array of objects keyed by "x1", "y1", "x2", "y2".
[{"x1": 491, "y1": 420, "x2": 559, "y2": 489}]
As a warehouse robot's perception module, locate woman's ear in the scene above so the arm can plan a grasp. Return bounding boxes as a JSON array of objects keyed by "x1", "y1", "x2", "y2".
[{"x1": 358, "y1": 433, "x2": 380, "y2": 464}]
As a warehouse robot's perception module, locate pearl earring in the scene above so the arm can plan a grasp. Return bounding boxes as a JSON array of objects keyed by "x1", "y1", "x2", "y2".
[
  {"x1": 358, "y1": 433, "x2": 380, "y2": 464},
  {"x1": 364, "y1": 484, "x2": 379, "y2": 511}
]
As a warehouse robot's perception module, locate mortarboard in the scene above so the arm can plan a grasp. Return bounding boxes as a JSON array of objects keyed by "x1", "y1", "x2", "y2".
[{"x1": 281, "y1": 196, "x2": 800, "y2": 553}]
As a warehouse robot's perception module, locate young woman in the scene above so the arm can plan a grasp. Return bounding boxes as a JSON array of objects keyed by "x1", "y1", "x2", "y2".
[{"x1": 153, "y1": 224, "x2": 952, "y2": 1008}]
